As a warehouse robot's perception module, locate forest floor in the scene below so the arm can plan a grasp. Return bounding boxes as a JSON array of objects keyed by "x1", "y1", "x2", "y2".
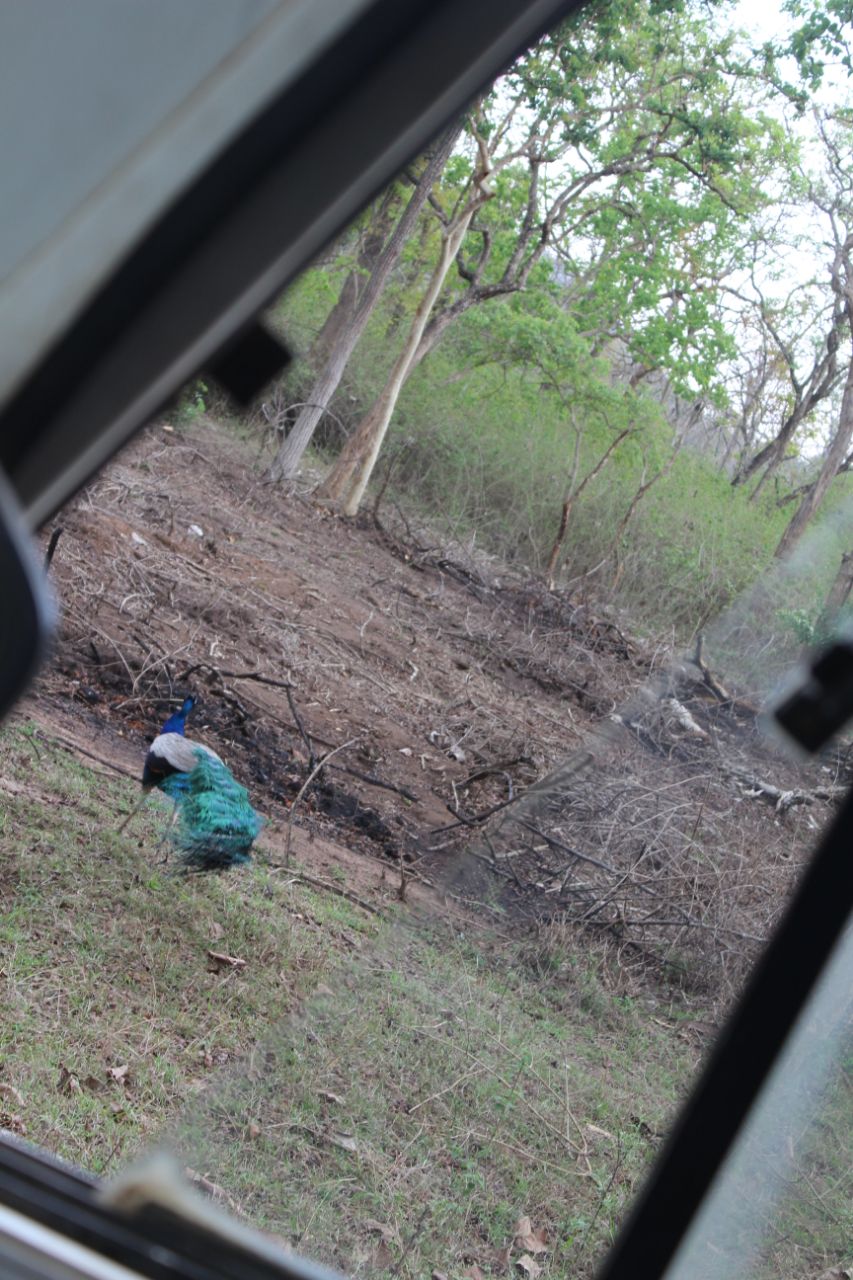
[{"x1": 0, "y1": 418, "x2": 849, "y2": 1279}]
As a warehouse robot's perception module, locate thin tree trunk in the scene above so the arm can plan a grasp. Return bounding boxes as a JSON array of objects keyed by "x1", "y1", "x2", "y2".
[
  {"x1": 317, "y1": 213, "x2": 476, "y2": 515},
  {"x1": 775, "y1": 358, "x2": 853, "y2": 559},
  {"x1": 609, "y1": 442, "x2": 682, "y2": 592},
  {"x1": 734, "y1": 411, "x2": 804, "y2": 488},
  {"x1": 268, "y1": 122, "x2": 461, "y2": 482},
  {"x1": 747, "y1": 454, "x2": 779, "y2": 503},
  {"x1": 544, "y1": 427, "x2": 631, "y2": 589},
  {"x1": 545, "y1": 431, "x2": 581, "y2": 590}
]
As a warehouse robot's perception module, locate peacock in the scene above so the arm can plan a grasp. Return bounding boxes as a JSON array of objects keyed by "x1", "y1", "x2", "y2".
[{"x1": 121, "y1": 696, "x2": 263, "y2": 870}]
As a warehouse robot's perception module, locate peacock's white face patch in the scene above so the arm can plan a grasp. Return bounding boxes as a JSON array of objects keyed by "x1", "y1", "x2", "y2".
[{"x1": 150, "y1": 733, "x2": 222, "y2": 774}]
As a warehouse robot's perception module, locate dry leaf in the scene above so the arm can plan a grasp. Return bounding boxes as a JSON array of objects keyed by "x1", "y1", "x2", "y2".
[
  {"x1": 0, "y1": 1083, "x2": 24, "y2": 1108},
  {"x1": 247, "y1": 1122, "x2": 261, "y2": 1140},
  {"x1": 315, "y1": 984, "x2": 334, "y2": 998},
  {"x1": 328, "y1": 1131, "x2": 358, "y2": 1152},
  {"x1": 585, "y1": 1123, "x2": 615, "y2": 1141},
  {"x1": 207, "y1": 950, "x2": 247, "y2": 971},
  {"x1": 209, "y1": 922, "x2": 225, "y2": 941},
  {"x1": 185, "y1": 1168, "x2": 245, "y2": 1216},
  {"x1": 57, "y1": 1064, "x2": 82, "y2": 1095},
  {"x1": 363, "y1": 1220, "x2": 397, "y2": 1243},
  {"x1": 463, "y1": 1265, "x2": 485, "y2": 1280},
  {"x1": 107, "y1": 1064, "x2": 129, "y2": 1084},
  {"x1": 432, "y1": 1271, "x2": 449, "y2": 1280},
  {"x1": 516, "y1": 1255, "x2": 542, "y2": 1279},
  {"x1": 318, "y1": 1089, "x2": 344, "y2": 1105},
  {"x1": 515, "y1": 1217, "x2": 549, "y2": 1255},
  {"x1": 82, "y1": 1075, "x2": 104, "y2": 1094}
]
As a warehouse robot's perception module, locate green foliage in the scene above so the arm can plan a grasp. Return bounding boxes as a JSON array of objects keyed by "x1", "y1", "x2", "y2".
[
  {"x1": 777, "y1": 600, "x2": 853, "y2": 646},
  {"x1": 782, "y1": 0, "x2": 853, "y2": 89},
  {"x1": 173, "y1": 379, "x2": 209, "y2": 424},
  {"x1": 266, "y1": 0, "x2": 851, "y2": 638},
  {"x1": 277, "y1": 257, "x2": 815, "y2": 634},
  {"x1": 777, "y1": 606, "x2": 831, "y2": 646}
]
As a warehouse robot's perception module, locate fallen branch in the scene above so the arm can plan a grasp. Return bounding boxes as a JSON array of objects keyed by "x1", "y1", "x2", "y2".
[
  {"x1": 724, "y1": 763, "x2": 846, "y2": 812},
  {"x1": 285, "y1": 686, "x2": 316, "y2": 771},
  {"x1": 460, "y1": 759, "x2": 531, "y2": 788},
  {"x1": 176, "y1": 661, "x2": 296, "y2": 693},
  {"x1": 513, "y1": 819, "x2": 763, "y2": 943},
  {"x1": 270, "y1": 867, "x2": 383, "y2": 918},
  {"x1": 435, "y1": 791, "x2": 520, "y2": 834},
  {"x1": 184, "y1": 1168, "x2": 245, "y2": 1217},
  {"x1": 693, "y1": 634, "x2": 760, "y2": 717},
  {"x1": 285, "y1": 737, "x2": 360, "y2": 864},
  {"x1": 328, "y1": 762, "x2": 416, "y2": 801},
  {"x1": 34, "y1": 729, "x2": 138, "y2": 781}
]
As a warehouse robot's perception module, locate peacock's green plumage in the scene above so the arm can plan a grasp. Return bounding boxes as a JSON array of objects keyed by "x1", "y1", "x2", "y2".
[{"x1": 160, "y1": 748, "x2": 263, "y2": 870}]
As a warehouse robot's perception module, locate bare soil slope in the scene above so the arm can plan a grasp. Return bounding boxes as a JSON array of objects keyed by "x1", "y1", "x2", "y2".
[{"x1": 27, "y1": 418, "x2": 845, "y2": 997}]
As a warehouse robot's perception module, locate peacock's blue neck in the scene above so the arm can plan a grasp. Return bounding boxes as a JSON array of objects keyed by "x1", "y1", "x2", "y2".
[{"x1": 161, "y1": 697, "x2": 195, "y2": 736}]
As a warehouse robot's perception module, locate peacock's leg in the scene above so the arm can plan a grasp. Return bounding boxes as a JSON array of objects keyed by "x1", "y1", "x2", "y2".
[
  {"x1": 155, "y1": 798, "x2": 182, "y2": 863},
  {"x1": 117, "y1": 792, "x2": 149, "y2": 834}
]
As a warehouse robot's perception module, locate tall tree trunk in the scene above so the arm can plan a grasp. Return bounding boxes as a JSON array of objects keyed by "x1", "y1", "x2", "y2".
[
  {"x1": 775, "y1": 358, "x2": 853, "y2": 559},
  {"x1": 308, "y1": 186, "x2": 402, "y2": 370},
  {"x1": 268, "y1": 122, "x2": 461, "y2": 482},
  {"x1": 819, "y1": 548, "x2": 853, "y2": 630},
  {"x1": 734, "y1": 409, "x2": 805, "y2": 488},
  {"x1": 317, "y1": 213, "x2": 476, "y2": 515}
]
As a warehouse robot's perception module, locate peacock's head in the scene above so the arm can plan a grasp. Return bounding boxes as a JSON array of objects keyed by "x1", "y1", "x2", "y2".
[{"x1": 181, "y1": 695, "x2": 197, "y2": 716}]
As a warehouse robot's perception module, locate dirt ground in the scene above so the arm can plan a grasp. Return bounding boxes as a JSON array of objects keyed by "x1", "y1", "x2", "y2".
[{"x1": 25, "y1": 418, "x2": 847, "y2": 1004}]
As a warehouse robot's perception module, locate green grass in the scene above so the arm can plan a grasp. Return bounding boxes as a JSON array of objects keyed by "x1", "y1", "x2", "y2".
[
  {"x1": 2, "y1": 716, "x2": 848, "y2": 1279},
  {"x1": 0, "y1": 720, "x2": 363, "y2": 1173},
  {"x1": 173, "y1": 925, "x2": 698, "y2": 1278},
  {"x1": 0, "y1": 718, "x2": 702, "y2": 1276}
]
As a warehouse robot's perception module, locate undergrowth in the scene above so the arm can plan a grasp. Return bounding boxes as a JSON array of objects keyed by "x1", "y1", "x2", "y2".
[{"x1": 270, "y1": 277, "x2": 853, "y2": 642}]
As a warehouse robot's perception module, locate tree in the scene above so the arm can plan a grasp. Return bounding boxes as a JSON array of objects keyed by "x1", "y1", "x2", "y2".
[
  {"x1": 819, "y1": 546, "x2": 853, "y2": 627},
  {"x1": 268, "y1": 122, "x2": 462, "y2": 481},
  {"x1": 405, "y1": 0, "x2": 784, "y2": 393},
  {"x1": 315, "y1": 0, "x2": 787, "y2": 513},
  {"x1": 775, "y1": 112, "x2": 853, "y2": 557},
  {"x1": 316, "y1": 125, "x2": 495, "y2": 513},
  {"x1": 728, "y1": 278, "x2": 844, "y2": 493},
  {"x1": 776, "y1": 360, "x2": 853, "y2": 556},
  {"x1": 543, "y1": 419, "x2": 631, "y2": 589},
  {"x1": 307, "y1": 185, "x2": 403, "y2": 371}
]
